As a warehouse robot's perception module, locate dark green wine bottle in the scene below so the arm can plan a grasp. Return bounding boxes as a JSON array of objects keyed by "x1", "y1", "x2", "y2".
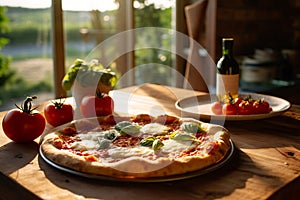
[{"x1": 216, "y1": 38, "x2": 240, "y2": 101}]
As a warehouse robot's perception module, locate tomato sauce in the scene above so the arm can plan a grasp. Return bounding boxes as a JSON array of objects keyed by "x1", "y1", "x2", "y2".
[{"x1": 113, "y1": 135, "x2": 142, "y2": 147}]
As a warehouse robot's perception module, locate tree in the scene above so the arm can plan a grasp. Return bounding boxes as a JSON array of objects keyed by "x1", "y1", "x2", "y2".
[
  {"x1": 0, "y1": 6, "x2": 12, "y2": 104},
  {"x1": 134, "y1": 2, "x2": 173, "y2": 85}
]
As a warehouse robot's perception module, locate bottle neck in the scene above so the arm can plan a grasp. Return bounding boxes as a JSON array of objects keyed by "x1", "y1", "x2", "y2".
[
  {"x1": 222, "y1": 38, "x2": 234, "y2": 57},
  {"x1": 222, "y1": 47, "x2": 233, "y2": 57}
]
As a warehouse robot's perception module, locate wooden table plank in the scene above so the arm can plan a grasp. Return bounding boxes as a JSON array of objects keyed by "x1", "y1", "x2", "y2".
[{"x1": 0, "y1": 83, "x2": 299, "y2": 199}]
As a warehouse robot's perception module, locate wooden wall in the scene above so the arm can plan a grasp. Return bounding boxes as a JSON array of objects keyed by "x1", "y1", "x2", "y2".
[
  {"x1": 177, "y1": 0, "x2": 300, "y2": 77},
  {"x1": 216, "y1": 0, "x2": 298, "y2": 58}
]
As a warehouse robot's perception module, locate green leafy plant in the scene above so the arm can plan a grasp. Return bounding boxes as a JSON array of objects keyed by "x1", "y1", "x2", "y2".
[
  {"x1": 62, "y1": 58, "x2": 117, "y2": 92},
  {"x1": 0, "y1": 6, "x2": 12, "y2": 105},
  {"x1": 0, "y1": 6, "x2": 11, "y2": 77}
]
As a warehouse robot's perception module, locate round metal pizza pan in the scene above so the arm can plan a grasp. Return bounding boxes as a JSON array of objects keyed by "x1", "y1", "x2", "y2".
[{"x1": 39, "y1": 140, "x2": 236, "y2": 183}]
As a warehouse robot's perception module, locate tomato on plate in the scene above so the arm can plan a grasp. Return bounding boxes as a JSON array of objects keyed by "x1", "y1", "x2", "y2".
[
  {"x1": 211, "y1": 94, "x2": 273, "y2": 116},
  {"x1": 211, "y1": 101, "x2": 223, "y2": 115},
  {"x1": 80, "y1": 92, "x2": 114, "y2": 118},
  {"x1": 2, "y1": 96, "x2": 46, "y2": 143},
  {"x1": 220, "y1": 94, "x2": 238, "y2": 115},
  {"x1": 44, "y1": 99, "x2": 74, "y2": 127},
  {"x1": 233, "y1": 97, "x2": 243, "y2": 108},
  {"x1": 252, "y1": 99, "x2": 272, "y2": 114},
  {"x1": 222, "y1": 103, "x2": 238, "y2": 115},
  {"x1": 238, "y1": 100, "x2": 254, "y2": 115}
]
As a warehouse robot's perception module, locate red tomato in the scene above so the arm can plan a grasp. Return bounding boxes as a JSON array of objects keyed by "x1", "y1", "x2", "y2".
[
  {"x1": 222, "y1": 103, "x2": 238, "y2": 115},
  {"x1": 211, "y1": 101, "x2": 223, "y2": 115},
  {"x1": 44, "y1": 99, "x2": 74, "y2": 127},
  {"x1": 2, "y1": 96, "x2": 46, "y2": 143},
  {"x1": 238, "y1": 100, "x2": 253, "y2": 115},
  {"x1": 233, "y1": 97, "x2": 243, "y2": 107},
  {"x1": 252, "y1": 99, "x2": 272, "y2": 114},
  {"x1": 80, "y1": 94, "x2": 114, "y2": 118}
]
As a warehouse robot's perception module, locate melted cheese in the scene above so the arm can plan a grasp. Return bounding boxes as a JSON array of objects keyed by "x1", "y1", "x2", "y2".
[
  {"x1": 140, "y1": 123, "x2": 169, "y2": 135},
  {"x1": 69, "y1": 124, "x2": 203, "y2": 162},
  {"x1": 72, "y1": 131, "x2": 107, "y2": 150},
  {"x1": 108, "y1": 146, "x2": 153, "y2": 159},
  {"x1": 161, "y1": 139, "x2": 195, "y2": 153}
]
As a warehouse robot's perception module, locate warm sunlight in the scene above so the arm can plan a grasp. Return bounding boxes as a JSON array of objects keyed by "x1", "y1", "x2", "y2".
[
  {"x1": 0, "y1": 0, "x2": 173, "y2": 11},
  {"x1": 0, "y1": 0, "x2": 118, "y2": 11}
]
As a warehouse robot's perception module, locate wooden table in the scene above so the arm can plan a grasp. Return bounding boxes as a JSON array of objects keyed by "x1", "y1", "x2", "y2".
[{"x1": 0, "y1": 83, "x2": 299, "y2": 200}]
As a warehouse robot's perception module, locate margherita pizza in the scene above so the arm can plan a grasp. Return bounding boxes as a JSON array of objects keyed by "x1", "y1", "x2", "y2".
[{"x1": 40, "y1": 114, "x2": 231, "y2": 179}]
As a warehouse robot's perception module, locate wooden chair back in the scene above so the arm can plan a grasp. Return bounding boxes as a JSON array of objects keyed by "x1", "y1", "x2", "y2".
[{"x1": 183, "y1": 0, "x2": 217, "y2": 92}]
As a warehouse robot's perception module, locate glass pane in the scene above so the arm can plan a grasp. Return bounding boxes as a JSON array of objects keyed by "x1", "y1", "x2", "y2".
[
  {"x1": 0, "y1": 0, "x2": 176, "y2": 111},
  {"x1": 62, "y1": 0, "x2": 119, "y2": 68},
  {"x1": 63, "y1": 0, "x2": 175, "y2": 90},
  {"x1": 0, "y1": 1, "x2": 53, "y2": 111},
  {"x1": 134, "y1": 0, "x2": 174, "y2": 86},
  {"x1": 62, "y1": 0, "x2": 121, "y2": 97}
]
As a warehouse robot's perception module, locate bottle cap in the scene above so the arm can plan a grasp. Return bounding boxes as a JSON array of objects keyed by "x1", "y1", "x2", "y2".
[{"x1": 222, "y1": 38, "x2": 234, "y2": 48}]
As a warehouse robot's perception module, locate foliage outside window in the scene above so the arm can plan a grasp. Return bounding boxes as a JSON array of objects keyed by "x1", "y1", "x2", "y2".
[
  {"x1": 0, "y1": 6, "x2": 11, "y2": 106},
  {"x1": 134, "y1": 1, "x2": 173, "y2": 85},
  {"x1": 0, "y1": 7, "x2": 53, "y2": 110},
  {"x1": 0, "y1": 1, "x2": 174, "y2": 110}
]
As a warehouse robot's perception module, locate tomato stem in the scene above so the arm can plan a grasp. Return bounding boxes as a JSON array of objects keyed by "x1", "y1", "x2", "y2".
[
  {"x1": 258, "y1": 98, "x2": 265, "y2": 104},
  {"x1": 51, "y1": 97, "x2": 66, "y2": 109},
  {"x1": 226, "y1": 92, "x2": 235, "y2": 104},
  {"x1": 15, "y1": 96, "x2": 38, "y2": 114},
  {"x1": 96, "y1": 89, "x2": 103, "y2": 98}
]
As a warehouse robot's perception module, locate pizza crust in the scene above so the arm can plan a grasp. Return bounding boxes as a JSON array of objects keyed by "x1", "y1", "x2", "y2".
[{"x1": 40, "y1": 115, "x2": 231, "y2": 178}]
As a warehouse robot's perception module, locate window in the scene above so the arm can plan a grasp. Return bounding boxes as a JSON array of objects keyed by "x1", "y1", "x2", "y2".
[
  {"x1": 62, "y1": 0, "x2": 176, "y2": 88},
  {"x1": 0, "y1": 1, "x2": 53, "y2": 110},
  {"x1": 0, "y1": 0, "x2": 178, "y2": 110}
]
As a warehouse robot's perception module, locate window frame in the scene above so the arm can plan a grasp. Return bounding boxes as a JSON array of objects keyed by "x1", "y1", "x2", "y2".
[{"x1": 51, "y1": 0, "x2": 189, "y2": 97}]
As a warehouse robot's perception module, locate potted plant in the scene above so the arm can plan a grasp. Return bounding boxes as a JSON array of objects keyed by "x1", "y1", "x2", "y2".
[{"x1": 62, "y1": 59, "x2": 117, "y2": 118}]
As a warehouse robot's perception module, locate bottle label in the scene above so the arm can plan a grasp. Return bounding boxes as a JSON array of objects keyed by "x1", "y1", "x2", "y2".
[{"x1": 216, "y1": 74, "x2": 239, "y2": 99}]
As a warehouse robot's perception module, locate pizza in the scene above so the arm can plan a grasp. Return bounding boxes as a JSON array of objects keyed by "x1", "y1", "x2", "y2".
[{"x1": 40, "y1": 114, "x2": 231, "y2": 179}]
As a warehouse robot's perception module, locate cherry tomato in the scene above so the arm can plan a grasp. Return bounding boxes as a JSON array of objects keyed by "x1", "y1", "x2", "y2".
[
  {"x1": 233, "y1": 97, "x2": 243, "y2": 107},
  {"x1": 211, "y1": 101, "x2": 223, "y2": 115},
  {"x1": 2, "y1": 96, "x2": 46, "y2": 143},
  {"x1": 44, "y1": 99, "x2": 74, "y2": 127},
  {"x1": 80, "y1": 93, "x2": 114, "y2": 118},
  {"x1": 238, "y1": 100, "x2": 254, "y2": 115},
  {"x1": 252, "y1": 99, "x2": 272, "y2": 114},
  {"x1": 222, "y1": 103, "x2": 238, "y2": 115}
]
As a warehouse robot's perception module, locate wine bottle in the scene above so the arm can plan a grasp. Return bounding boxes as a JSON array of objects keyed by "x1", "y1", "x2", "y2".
[{"x1": 216, "y1": 38, "x2": 240, "y2": 101}]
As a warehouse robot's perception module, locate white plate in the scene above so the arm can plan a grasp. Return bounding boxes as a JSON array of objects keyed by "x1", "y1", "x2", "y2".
[{"x1": 175, "y1": 93, "x2": 291, "y2": 121}]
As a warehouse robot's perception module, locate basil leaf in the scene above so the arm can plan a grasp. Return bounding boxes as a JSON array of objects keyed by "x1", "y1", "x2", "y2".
[
  {"x1": 115, "y1": 121, "x2": 132, "y2": 132},
  {"x1": 104, "y1": 130, "x2": 117, "y2": 141},
  {"x1": 140, "y1": 137, "x2": 164, "y2": 151},
  {"x1": 169, "y1": 131, "x2": 178, "y2": 139},
  {"x1": 180, "y1": 122, "x2": 204, "y2": 133},
  {"x1": 97, "y1": 139, "x2": 111, "y2": 150},
  {"x1": 140, "y1": 136, "x2": 156, "y2": 147},
  {"x1": 172, "y1": 132, "x2": 196, "y2": 141},
  {"x1": 120, "y1": 125, "x2": 140, "y2": 135},
  {"x1": 152, "y1": 139, "x2": 164, "y2": 151}
]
